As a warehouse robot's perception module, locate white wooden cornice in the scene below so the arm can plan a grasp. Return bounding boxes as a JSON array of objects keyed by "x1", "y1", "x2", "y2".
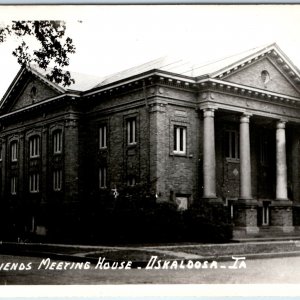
[
  {"x1": 0, "y1": 93, "x2": 80, "y2": 120},
  {"x1": 212, "y1": 44, "x2": 300, "y2": 92},
  {"x1": 198, "y1": 78, "x2": 300, "y2": 107}
]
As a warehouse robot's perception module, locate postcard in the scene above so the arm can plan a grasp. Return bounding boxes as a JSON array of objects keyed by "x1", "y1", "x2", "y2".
[{"x1": 0, "y1": 3, "x2": 300, "y2": 297}]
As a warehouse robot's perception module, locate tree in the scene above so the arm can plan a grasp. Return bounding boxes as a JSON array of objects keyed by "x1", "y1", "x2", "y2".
[{"x1": 0, "y1": 21, "x2": 76, "y2": 87}]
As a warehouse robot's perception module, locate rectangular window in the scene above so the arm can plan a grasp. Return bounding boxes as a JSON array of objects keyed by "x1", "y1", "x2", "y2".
[
  {"x1": 11, "y1": 176, "x2": 17, "y2": 195},
  {"x1": 29, "y1": 173, "x2": 39, "y2": 193},
  {"x1": 262, "y1": 202, "x2": 270, "y2": 226},
  {"x1": 53, "y1": 131, "x2": 62, "y2": 154},
  {"x1": 53, "y1": 169, "x2": 62, "y2": 191},
  {"x1": 174, "y1": 126, "x2": 187, "y2": 154},
  {"x1": 11, "y1": 141, "x2": 18, "y2": 162},
  {"x1": 127, "y1": 176, "x2": 136, "y2": 186},
  {"x1": 127, "y1": 118, "x2": 136, "y2": 145},
  {"x1": 99, "y1": 125, "x2": 107, "y2": 149},
  {"x1": 29, "y1": 136, "x2": 40, "y2": 158},
  {"x1": 225, "y1": 130, "x2": 239, "y2": 159},
  {"x1": 99, "y1": 167, "x2": 107, "y2": 188}
]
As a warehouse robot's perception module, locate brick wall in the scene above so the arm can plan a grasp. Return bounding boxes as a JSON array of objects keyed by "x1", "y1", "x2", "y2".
[
  {"x1": 224, "y1": 57, "x2": 300, "y2": 97},
  {"x1": 12, "y1": 77, "x2": 60, "y2": 111}
]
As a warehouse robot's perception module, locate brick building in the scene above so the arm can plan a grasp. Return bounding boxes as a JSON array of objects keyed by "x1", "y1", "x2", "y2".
[{"x1": 1, "y1": 43, "x2": 300, "y2": 239}]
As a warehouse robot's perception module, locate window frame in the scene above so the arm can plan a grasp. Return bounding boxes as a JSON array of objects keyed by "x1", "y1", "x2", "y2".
[
  {"x1": 11, "y1": 176, "x2": 17, "y2": 195},
  {"x1": 53, "y1": 130, "x2": 63, "y2": 154},
  {"x1": 99, "y1": 124, "x2": 107, "y2": 149},
  {"x1": 53, "y1": 169, "x2": 62, "y2": 192},
  {"x1": 173, "y1": 125, "x2": 187, "y2": 155},
  {"x1": 29, "y1": 172, "x2": 40, "y2": 193},
  {"x1": 29, "y1": 135, "x2": 40, "y2": 158},
  {"x1": 127, "y1": 118, "x2": 137, "y2": 145},
  {"x1": 262, "y1": 201, "x2": 270, "y2": 226},
  {"x1": 11, "y1": 141, "x2": 18, "y2": 162},
  {"x1": 127, "y1": 175, "x2": 136, "y2": 187},
  {"x1": 99, "y1": 166, "x2": 107, "y2": 189},
  {"x1": 225, "y1": 130, "x2": 240, "y2": 160}
]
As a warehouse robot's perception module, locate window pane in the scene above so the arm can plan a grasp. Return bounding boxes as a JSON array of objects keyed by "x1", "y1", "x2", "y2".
[
  {"x1": 174, "y1": 127, "x2": 177, "y2": 151},
  {"x1": 231, "y1": 132, "x2": 236, "y2": 158},
  {"x1": 99, "y1": 125, "x2": 107, "y2": 148},
  {"x1": 179, "y1": 128, "x2": 183, "y2": 151},
  {"x1": 225, "y1": 131, "x2": 230, "y2": 157},
  {"x1": 173, "y1": 126, "x2": 186, "y2": 154},
  {"x1": 53, "y1": 131, "x2": 62, "y2": 153},
  {"x1": 127, "y1": 119, "x2": 136, "y2": 144},
  {"x1": 99, "y1": 167, "x2": 107, "y2": 188}
]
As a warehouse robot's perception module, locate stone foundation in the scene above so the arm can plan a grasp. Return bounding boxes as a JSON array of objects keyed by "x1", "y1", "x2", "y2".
[
  {"x1": 233, "y1": 199, "x2": 259, "y2": 238},
  {"x1": 270, "y1": 200, "x2": 294, "y2": 233}
]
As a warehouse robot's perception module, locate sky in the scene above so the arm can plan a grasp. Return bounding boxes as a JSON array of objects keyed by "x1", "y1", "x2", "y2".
[{"x1": 1, "y1": 5, "x2": 300, "y2": 97}]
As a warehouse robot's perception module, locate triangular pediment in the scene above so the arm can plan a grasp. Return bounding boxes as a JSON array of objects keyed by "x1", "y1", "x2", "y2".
[
  {"x1": 210, "y1": 44, "x2": 300, "y2": 98},
  {"x1": 0, "y1": 67, "x2": 65, "y2": 114}
]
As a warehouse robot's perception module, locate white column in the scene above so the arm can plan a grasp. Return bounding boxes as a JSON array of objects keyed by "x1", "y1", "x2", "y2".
[
  {"x1": 239, "y1": 114, "x2": 252, "y2": 199},
  {"x1": 276, "y1": 120, "x2": 288, "y2": 200},
  {"x1": 203, "y1": 108, "x2": 216, "y2": 198}
]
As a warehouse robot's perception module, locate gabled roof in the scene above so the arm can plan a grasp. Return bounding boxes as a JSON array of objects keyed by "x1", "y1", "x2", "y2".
[
  {"x1": 91, "y1": 43, "x2": 300, "y2": 90},
  {"x1": 0, "y1": 65, "x2": 65, "y2": 110},
  {"x1": 2, "y1": 43, "x2": 300, "y2": 106},
  {"x1": 29, "y1": 65, "x2": 104, "y2": 92},
  {"x1": 209, "y1": 43, "x2": 300, "y2": 80}
]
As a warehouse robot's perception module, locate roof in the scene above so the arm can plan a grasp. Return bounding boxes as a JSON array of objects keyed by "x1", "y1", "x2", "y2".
[
  {"x1": 5, "y1": 42, "x2": 300, "y2": 97},
  {"x1": 93, "y1": 43, "x2": 285, "y2": 88},
  {"x1": 29, "y1": 65, "x2": 104, "y2": 92}
]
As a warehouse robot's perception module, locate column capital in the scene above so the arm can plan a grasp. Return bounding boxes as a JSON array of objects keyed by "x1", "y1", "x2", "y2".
[
  {"x1": 276, "y1": 120, "x2": 287, "y2": 129},
  {"x1": 240, "y1": 113, "x2": 251, "y2": 123},
  {"x1": 203, "y1": 108, "x2": 215, "y2": 118}
]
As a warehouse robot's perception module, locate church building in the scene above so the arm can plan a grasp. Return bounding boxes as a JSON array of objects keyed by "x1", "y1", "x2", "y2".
[{"x1": 1, "y1": 43, "x2": 300, "y2": 239}]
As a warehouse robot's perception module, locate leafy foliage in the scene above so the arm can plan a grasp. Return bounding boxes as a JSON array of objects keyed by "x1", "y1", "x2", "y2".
[{"x1": 0, "y1": 21, "x2": 76, "y2": 87}]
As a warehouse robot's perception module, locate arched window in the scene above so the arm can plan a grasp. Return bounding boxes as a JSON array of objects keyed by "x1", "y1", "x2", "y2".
[{"x1": 261, "y1": 70, "x2": 270, "y2": 84}]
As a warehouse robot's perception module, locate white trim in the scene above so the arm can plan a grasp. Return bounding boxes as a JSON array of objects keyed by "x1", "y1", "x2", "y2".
[
  {"x1": 99, "y1": 167, "x2": 107, "y2": 189},
  {"x1": 11, "y1": 141, "x2": 18, "y2": 162},
  {"x1": 84, "y1": 71, "x2": 196, "y2": 98},
  {"x1": 99, "y1": 125, "x2": 107, "y2": 149},
  {"x1": 211, "y1": 44, "x2": 300, "y2": 81},
  {"x1": 173, "y1": 126, "x2": 187, "y2": 155},
  {"x1": 11, "y1": 176, "x2": 17, "y2": 195},
  {"x1": 127, "y1": 118, "x2": 137, "y2": 145},
  {"x1": 201, "y1": 78, "x2": 300, "y2": 102},
  {"x1": 0, "y1": 93, "x2": 80, "y2": 120},
  {"x1": 262, "y1": 203, "x2": 270, "y2": 226},
  {"x1": 29, "y1": 173, "x2": 39, "y2": 193},
  {"x1": 53, "y1": 169, "x2": 62, "y2": 191},
  {"x1": 29, "y1": 136, "x2": 40, "y2": 158},
  {"x1": 53, "y1": 130, "x2": 63, "y2": 154}
]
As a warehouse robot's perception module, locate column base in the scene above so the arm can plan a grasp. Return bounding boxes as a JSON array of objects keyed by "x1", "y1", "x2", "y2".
[
  {"x1": 270, "y1": 200, "x2": 293, "y2": 229},
  {"x1": 233, "y1": 199, "x2": 258, "y2": 234},
  {"x1": 202, "y1": 197, "x2": 224, "y2": 205},
  {"x1": 233, "y1": 226, "x2": 260, "y2": 239}
]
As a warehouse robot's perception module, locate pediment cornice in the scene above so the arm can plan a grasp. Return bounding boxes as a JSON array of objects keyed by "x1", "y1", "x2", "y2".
[{"x1": 212, "y1": 45, "x2": 300, "y2": 93}]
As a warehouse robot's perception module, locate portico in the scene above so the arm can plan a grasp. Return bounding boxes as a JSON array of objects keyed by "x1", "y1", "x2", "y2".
[{"x1": 199, "y1": 82, "x2": 299, "y2": 236}]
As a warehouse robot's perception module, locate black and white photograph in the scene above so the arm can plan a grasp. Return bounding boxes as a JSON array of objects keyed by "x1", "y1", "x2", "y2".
[{"x1": 1, "y1": 3, "x2": 300, "y2": 293}]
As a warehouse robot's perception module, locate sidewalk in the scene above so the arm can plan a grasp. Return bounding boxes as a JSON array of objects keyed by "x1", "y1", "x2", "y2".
[{"x1": 2, "y1": 238, "x2": 300, "y2": 266}]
